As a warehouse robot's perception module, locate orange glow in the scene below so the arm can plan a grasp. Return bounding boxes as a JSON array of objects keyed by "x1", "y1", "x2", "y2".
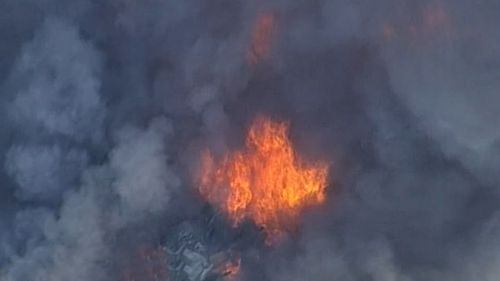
[
  {"x1": 199, "y1": 116, "x2": 329, "y2": 243},
  {"x1": 247, "y1": 11, "x2": 276, "y2": 65},
  {"x1": 423, "y1": 1, "x2": 450, "y2": 30},
  {"x1": 380, "y1": 1, "x2": 454, "y2": 43},
  {"x1": 122, "y1": 245, "x2": 167, "y2": 281},
  {"x1": 221, "y1": 258, "x2": 241, "y2": 281},
  {"x1": 382, "y1": 23, "x2": 396, "y2": 41}
]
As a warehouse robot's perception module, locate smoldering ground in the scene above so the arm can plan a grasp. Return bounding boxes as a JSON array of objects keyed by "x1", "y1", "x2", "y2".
[{"x1": 0, "y1": 0, "x2": 499, "y2": 280}]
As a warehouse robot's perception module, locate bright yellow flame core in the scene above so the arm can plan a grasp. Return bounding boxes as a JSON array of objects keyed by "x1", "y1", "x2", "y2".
[{"x1": 199, "y1": 116, "x2": 329, "y2": 242}]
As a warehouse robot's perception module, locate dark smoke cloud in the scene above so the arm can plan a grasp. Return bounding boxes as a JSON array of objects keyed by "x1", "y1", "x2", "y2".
[{"x1": 0, "y1": 0, "x2": 499, "y2": 280}]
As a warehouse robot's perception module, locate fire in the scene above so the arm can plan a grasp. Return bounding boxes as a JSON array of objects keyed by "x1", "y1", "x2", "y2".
[
  {"x1": 247, "y1": 11, "x2": 276, "y2": 65},
  {"x1": 221, "y1": 258, "x2": 241, "y2": 281},
  {"x1": 199, "y1": 116, "x2": 329, "y2": 242}
]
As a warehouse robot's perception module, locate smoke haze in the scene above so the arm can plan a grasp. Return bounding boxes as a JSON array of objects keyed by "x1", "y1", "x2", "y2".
[{"x1": 0, "y1": 0, "x2": 499, "y2": 280}]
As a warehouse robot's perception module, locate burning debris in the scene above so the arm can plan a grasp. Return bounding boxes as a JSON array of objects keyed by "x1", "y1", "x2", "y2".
[
  {"x1": 199, "y1": 116, "x2": 329, "y2": 243},
  {"x1": 219, "y1": 258, "x2": 240, "y2": 281},
  {"x1": 122, "y1": 216, "x2": 244, "y2": 281},
  {"x1": 162, "y1": 221, "x2": 242, "y2": 281}
]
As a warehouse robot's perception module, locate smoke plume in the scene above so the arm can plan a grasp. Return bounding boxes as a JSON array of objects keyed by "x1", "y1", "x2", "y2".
[{"x1": 0, "y1": 1, "x2": 499, "y2": 280}]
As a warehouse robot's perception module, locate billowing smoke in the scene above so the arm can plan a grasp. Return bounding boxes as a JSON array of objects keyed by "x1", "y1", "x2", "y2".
[{"x1": 0, "y1": 0, "x2": 499, "y2": 280}]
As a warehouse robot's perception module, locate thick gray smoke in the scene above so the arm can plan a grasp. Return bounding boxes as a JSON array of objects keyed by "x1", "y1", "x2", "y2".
[{"x1": 0, "y1": 0, "x2": 499, "y2": 280}]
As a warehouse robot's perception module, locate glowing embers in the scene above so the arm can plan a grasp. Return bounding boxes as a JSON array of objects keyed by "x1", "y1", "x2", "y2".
[
  {"x1": 247, "y1": 11, "x2": 276, "y2": 65},
  {"x1": 199, "y1": 116, "x2": 329, "y2": 243},
  {"x1": 221, "y1": 258, "x2": 241, "y2": 281}
]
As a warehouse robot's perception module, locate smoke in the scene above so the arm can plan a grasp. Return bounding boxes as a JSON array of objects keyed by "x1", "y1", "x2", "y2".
[
  {"x1": 0, "y1": 0, "x2": 499, "y2": 280},
  {"x1": 6, "y1": 18, "x2": 105, "y2": 143},
  {"x1": 5, "y1": 144, "x2": 88, "y2": 202},
  {"x1": 110, "y1": 117, "x2": 179, "y2": 222}
]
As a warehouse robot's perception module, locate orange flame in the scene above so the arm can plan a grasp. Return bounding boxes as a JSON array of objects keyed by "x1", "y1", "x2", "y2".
[
  {"x1": 199, "y1": 116, "x2": 329, "y2": 243},
  {"x1": 247, "y1": 11, "x2": 276, "y2": 65}
]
